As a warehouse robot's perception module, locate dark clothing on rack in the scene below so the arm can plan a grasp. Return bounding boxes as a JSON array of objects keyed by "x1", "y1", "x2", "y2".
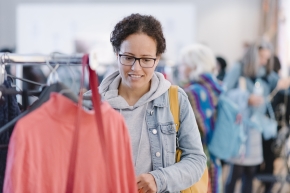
[
  {"x1": 23, "y1": 66, "x2": 46, "y2": 91},
  {"x1": 0, "y1": 77, "x2": 21, "y2": 193},
  {"x1": 0, "y1": 82, "x2": 82, "y2": 138}
]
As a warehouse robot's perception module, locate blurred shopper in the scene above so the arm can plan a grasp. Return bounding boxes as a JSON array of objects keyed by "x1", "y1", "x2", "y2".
[
  {"x1": 179, "y1": 44, "x2": 222, "y2": 193},
  {"x1": 223, "y1": 39, "x2": 290, "y2": 193},
  {"x1": 216, "y1": 56, "x2": 227, "y2": 82},
  {"x1": 98, "y1": 14, "x2": 206, "y2": 193},
  {"x1": 260, "y1": 55, "x2": 289, "y2": 193}
]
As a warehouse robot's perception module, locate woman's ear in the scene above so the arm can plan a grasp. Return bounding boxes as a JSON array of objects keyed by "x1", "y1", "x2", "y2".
[{"x1": 155, "y1": 55, "x2": 161, "y2": 65}]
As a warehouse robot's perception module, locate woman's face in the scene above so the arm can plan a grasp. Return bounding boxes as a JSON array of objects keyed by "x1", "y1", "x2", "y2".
[
  {"x1": 118, "y1": 33, "x2": 159, "y2": 91},
  {"x1": 259, "y1": 48, "x2": 271, "y2": 66}
]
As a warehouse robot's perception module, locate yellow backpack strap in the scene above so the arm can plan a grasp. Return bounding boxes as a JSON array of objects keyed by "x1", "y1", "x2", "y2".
[
  {"x1": 169, "y1": 85, "x2": 180, "y2": 132},
  {"x1": 170, "y1": 86, "x2": 208, "y2": 193}
]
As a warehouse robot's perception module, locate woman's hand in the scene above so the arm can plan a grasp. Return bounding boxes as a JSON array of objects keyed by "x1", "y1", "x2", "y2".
[
  {"x1": 248, "y1": 94, "x2": 264, "y2": 107},
  {"x1": 277, "y1": 78, "x2": 290, "y2": 90},
  {"x1": 136, "y1": 174, "x2": 157, "y2": 193}
]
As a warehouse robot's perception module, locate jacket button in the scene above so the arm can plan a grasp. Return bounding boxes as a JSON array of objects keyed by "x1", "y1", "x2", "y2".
[
  {"x1": 156, "y1": 152, "x2": 161, "y2": 157},
  {"x1": 152, "y1": 129, "x2": 157, "y2": 134},
  {"x1": 150, "y1": 111, "x2": 154, "y2": 115}
]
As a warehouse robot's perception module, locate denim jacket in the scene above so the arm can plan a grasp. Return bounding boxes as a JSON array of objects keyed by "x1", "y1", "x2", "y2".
[{"x1": 147, "y1": 87, "x2": 207, "y2": 193}]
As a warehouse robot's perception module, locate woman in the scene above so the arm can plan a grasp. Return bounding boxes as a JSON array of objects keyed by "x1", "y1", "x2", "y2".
[
  {"x1": 223, "y1": 39, "x2": 289, "y2": 193},
  {"x1": 98, "y1": 14, "x2": 206, "y2": 193},
  {"x1": 179, "y1": 44, "x2": 223, "y2": 193}
]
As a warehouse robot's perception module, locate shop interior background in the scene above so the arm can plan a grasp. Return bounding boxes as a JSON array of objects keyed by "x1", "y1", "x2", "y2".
[
  {"x1": 0, "y1": 0, "x2": 289, "y2": 85},
  {"x1": 1, "y1": 1, "x2": 290, "y2": 193}
]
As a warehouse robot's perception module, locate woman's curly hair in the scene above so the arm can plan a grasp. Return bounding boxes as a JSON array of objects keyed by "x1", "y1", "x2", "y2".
[{"x1": 110, "y1": 13, "x2": 166, "y2": 56}]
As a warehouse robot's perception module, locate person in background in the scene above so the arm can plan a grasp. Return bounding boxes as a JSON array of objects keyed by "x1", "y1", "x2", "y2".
[
  {"x1": 179, "y1": 44, "x2": 222, "y2": 193},
  {"x1": 261, "y1": 55, "x2": 289, "y2": 193},
  {"x1": 223, "y1": 39, "x2": 290, "y2": 193},
  {"x1": 216, "y1": 56, "x2": 227, "y2": 82},
  {"x1": 98, "y1": 13, "x2": 206, "y2": 193}
]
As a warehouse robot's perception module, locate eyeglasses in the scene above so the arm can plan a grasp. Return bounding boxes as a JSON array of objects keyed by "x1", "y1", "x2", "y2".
[{"x1": 118, "y1": 54, "x2": 157, "y2": 68}]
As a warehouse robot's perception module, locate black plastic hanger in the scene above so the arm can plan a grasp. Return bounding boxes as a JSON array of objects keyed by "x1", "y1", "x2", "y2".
[
  {"x1": 7, "y1": 74, "x2": 47, "y2": 87},
  {"x1": 0, "y1": 82, "x2": 83, "y2": 137}
]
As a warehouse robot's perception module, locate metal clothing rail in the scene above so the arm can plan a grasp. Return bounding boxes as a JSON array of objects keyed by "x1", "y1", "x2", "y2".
[
  {"x1": 0, "y1": 52, "x2": 98, "y2": 94},
  {"x1": 0, "y1": 53, "x2": 85, "y2": 66},
  {"x1": 0, "y1": 52, "x2": 98, "y2": 99}
]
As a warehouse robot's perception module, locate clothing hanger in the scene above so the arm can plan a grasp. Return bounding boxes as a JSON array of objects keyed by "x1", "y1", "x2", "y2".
[
  {"x1": 0, "y1": 64, "x2": 6, "y2": 85},
  {"x1": 0, "y1": 53, "x2": 8, "y2": 85},
  {"x1": 58, "y1": 53, "x2": 78, "y2": 96},
  {"x1": 45, "y1": 52, "x2": 80, "y2": 96},
  {"x1": 0, "y1": 54, "x2": 91, "y2": 140},
  {"x1": 0, "y1": 82, "x2": 82, "y2": 138},
  {"x1": 7, "y1": 74, "x2": 47, "y2": 87},
  {"x1": 6, "y1": 73, "x2": 47, "y2": 110},
  {"x1": 0, "y1": 55, "x2": 53, "y2": 104},
  {"x1": 46, "y1": 64, "x2": 60, "y2": 85},
  {"x1": 0, "y1": 53, "x2": 9, "y2": 103},
  {"x1": 31, "y1": 53, "x2": 89, "y2": 107}
]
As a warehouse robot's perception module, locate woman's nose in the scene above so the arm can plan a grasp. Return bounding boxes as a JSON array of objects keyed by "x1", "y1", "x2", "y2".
[{"x1": 131, "y1": 59, "x2": 142, "y2": 70}]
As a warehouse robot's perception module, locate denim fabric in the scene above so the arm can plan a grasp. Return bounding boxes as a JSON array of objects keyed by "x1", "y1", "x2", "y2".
[{"x1": 148, "y1": 87, "x2": 207, "y2": 193}]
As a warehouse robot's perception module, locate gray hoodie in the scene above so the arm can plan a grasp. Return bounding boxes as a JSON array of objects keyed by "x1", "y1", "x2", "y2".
[{"x1": 99, "y1": 70, "x2": 171, "y2": 176}]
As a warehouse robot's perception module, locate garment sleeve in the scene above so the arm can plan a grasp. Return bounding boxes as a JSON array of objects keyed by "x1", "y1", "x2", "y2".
[
  {"x1": 223, "y1": 63, "x2": 242, "y2": 91},
  {"x1": 150, "y1": 89, "x2": 207, "y2": 192},
  {"x1": 266, "y1": 71, "x2": 279, "y2": 92},
  {"x1": 3, "y1": 124, "x2": 27, "y2": 193},
  {"x1": 226, "y1": 88, "x2": 251, "y2": 116}
]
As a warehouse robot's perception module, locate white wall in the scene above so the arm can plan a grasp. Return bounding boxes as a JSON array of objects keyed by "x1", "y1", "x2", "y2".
[
  {"x1": 16, "y1": 3, "x2": 195, "y2": 64},
  {"x1": 0, "y1": 0, "x2": 262, "y2": 66},
  {"x1": 194, "y1": 0, "x2": 261, "y2": 67},
  {"x1": 277, "y1": 0, "x2": 290, "y2": 77}
]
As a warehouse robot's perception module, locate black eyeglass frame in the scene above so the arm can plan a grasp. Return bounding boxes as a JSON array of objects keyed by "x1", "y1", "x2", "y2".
[{"x1": 118, "y1": 54, "x2": 157, "y2": 68}]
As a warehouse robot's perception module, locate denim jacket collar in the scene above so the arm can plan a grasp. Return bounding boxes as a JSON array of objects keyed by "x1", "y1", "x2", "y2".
[{"x1": 152, "y1": 92, "x2": 169, "y2": 108}]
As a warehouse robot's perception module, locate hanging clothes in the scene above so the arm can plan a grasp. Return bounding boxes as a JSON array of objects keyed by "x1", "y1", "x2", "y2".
[
  {"x1": 4, "y1": 93, "x2": 137, "y2": 193},
  {"x1": 0, "y1": 77, "x2": 21, "y2": 193}
]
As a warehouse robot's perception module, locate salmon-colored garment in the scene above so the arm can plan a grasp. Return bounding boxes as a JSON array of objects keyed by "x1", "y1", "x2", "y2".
[{"x1": 4, "y1": 93, "x2": 137, "y2": 193}]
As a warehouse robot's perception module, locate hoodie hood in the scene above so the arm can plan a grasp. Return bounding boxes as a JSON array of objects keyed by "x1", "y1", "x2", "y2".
[{"x1": 98, "y1": 70, "x2": 171, "y2": 110}]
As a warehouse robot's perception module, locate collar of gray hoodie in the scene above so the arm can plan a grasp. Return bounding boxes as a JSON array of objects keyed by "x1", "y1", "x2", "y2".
[{"x1": 97, "y1": 70, "x2": 171, "y2": 110}]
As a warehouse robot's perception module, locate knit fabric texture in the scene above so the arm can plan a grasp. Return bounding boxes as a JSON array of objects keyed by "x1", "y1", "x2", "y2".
[{"x1": 0, "y1": 77, "x2": 21, "y2": 192}]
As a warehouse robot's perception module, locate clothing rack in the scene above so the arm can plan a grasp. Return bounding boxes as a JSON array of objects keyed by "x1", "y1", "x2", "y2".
[
  {"x1": 0, "y1": 53, "x2": 85, "y2": 66},
  {"x1": 0, "y1": 52, "x2": 98, "y2": 98}
]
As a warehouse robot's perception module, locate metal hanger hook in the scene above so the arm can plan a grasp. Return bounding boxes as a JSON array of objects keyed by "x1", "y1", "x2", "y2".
[{"x1": 46, "y1": 55, "x2": 60, "y2": 85}]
